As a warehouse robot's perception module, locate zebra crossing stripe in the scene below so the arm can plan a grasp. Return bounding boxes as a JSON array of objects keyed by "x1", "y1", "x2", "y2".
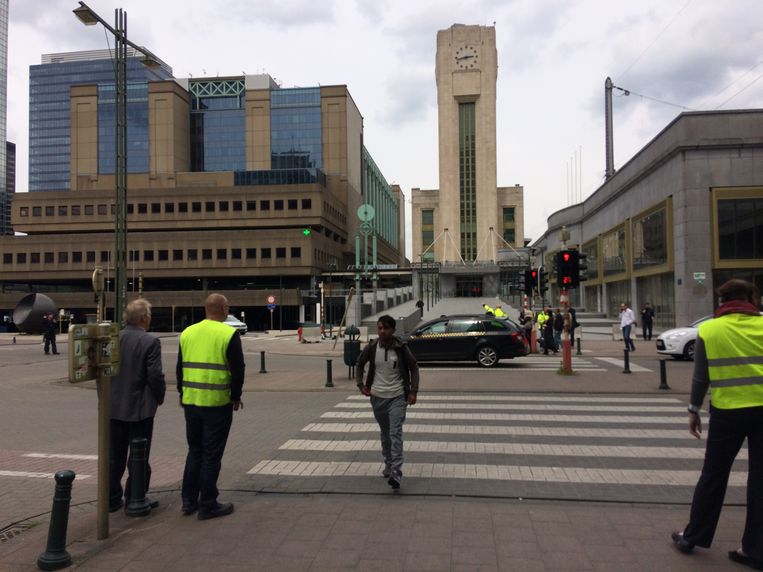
[
  {"x1": 277, "y1": 438, "x2": 731, "y2": 460},
  {"x1": 247, "y1": 460, "x2": 746, "y2": 487},
  {"x1": 335, "y1": 403, "x2": 685, "y2": 413},
  {"x1": 595, "y1": 357, "x2": 652, "y2": 372},
  {"x1": 0, "y1": 470, "x2": 92, "y2": 479},
  {"x1": 302, "y1": 422, "x2": 690, "y2": 439},
  {"x1": 345, "y1": 395, "x2": 682, "y2": 403},
  {"x1": 23, "y1": 453, "x2": 97, "y2": 461},
  {"x1": 420, "y1": 367, "x2": 607, "y2": 372},
  {"x1": 321, "y1": 411, "x2": 685, "y2": 424}
]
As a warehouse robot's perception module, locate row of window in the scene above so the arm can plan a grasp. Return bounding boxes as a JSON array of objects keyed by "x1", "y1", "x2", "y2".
[
  {"x1": 3, "y1": 246, "x2": 303, "y2": 265},
  {"x1": 19, "y1": 198, "x2": 314, "y2": 218}
]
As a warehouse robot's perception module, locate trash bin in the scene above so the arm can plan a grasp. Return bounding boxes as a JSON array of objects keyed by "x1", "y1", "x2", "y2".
[{"x1": 343, "y1": 325, "x2": 361, "y2": 366}]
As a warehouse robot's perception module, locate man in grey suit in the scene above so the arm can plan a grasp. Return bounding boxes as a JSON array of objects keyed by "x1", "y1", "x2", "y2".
[{"x1": 109, "y1": 299, "x2": 166, "y2": 513}]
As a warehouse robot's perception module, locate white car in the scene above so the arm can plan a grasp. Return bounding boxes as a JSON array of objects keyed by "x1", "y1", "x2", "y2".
[
  {"x1": 655, "y1": 315, "x2": 713, "y2": 360},
  {"x1": 223, "y1": 314, "x2": 247, "y2": 335}
]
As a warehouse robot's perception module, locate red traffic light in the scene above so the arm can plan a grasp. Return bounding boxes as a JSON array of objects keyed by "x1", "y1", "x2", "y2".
[
  {"x1": 563, "y1": 253, "x2": 570, "y2": 262},
  {"x1": 531, "y1": 271, "x2": 537, "y2": 278}
]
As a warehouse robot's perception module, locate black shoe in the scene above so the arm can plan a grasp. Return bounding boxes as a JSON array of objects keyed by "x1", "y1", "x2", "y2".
[
  {"x1": 198, "y1": 502, "x2": 234, "y2": 520},
  {"x1": 728, "y1": 549, "x2": 763, "y2": 570},
  {"x1": 388, "y1": 476, "x2": 401, "y2": 490},
  {"x1": 109, "y1": 499, "x2": 124, "y2": 513},
  {"x1": 671, "y1": 531, "x2": 694, "y2": 554},
  {"x1": 181, "y1": 501, "x2": 199, "y2": 516},
  {"x1": 53, "y1": 352, "x2": 60, "y2": 355}
]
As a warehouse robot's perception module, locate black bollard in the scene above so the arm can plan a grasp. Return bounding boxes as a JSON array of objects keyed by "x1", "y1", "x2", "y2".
[
  {"x1": 622, "y1": 348, "x2": 631, "y2": 374},
  {"x1": 37, "y1": 470, "x2": 75, "y2": 571},
  {"x1": 575, "y1": 337, "x2": 581, "y2": 356},
  {"x1": 325, "y1": 359, "x2": 334, "y2": 388},
  {"x1": 659, "y1": 359, "x2": 671, "y2": 390},
  {"x1": 125, "y1": 438, "x2": 151, "y2": 517},
  {"x1": 12, "y1": 336, "x2": 16, "y2": 344},
  {"x1": 259, "y1": 351, "x2": 267, "y2": 374}
]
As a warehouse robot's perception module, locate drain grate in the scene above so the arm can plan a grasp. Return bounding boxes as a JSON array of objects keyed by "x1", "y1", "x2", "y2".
[{"x1": 0, "y1": 524, "x2": 32, "y2": 543}]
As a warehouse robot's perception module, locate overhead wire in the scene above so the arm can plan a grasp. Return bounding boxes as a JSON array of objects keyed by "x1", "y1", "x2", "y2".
[{"x1": 695, "y1": 58, "x2": 763, "y2": 109}]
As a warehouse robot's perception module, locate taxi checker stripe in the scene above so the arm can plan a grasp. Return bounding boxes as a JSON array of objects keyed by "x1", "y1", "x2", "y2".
[
  {"x1": 182, "y1": 381, "x2": 231, "y2": 390},
  {"x1": 182, "y1": 361, "x2": 228, "y2": 371},
  {"x1": 710, "y1": 376, "x2": 763, "y2": 388},
  {"x1": 708, "y1": 356, "x2": 763, "y2": 367}
]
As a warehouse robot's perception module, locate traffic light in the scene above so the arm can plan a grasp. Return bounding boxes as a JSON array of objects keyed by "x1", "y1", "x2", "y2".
[
  {"x1": 576, "y1": 252, "x2": 588, "y2": 286},
  {"x1": 538, "y1": 267, "x2": 548, "y2": 294},
  {"x1": 556, "y1": 250, "x2": 575, "y2": 288},
  {"x1": 303, "y1": 228, "x2": 311, "y2": 236},
  {"x1": 524, "y1": 269, "x2": 537, "y2": 297}
]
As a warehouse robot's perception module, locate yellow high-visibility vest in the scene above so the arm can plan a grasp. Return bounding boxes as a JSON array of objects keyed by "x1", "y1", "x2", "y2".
[
  {"x1": 700, "y1": 313, "x2": 763, "y2": 409},
  {"x1": 180, "y1": 319, "x2": 236, "y2": 407}
]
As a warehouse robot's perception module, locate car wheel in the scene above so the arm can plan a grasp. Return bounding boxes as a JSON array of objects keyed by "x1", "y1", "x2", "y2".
[
  {"x1": 683, "y1": 340, "x2": 695, "y2": 361},
  {"x1": 476, "y1": 345, "x2": 499, "y2": 368}
]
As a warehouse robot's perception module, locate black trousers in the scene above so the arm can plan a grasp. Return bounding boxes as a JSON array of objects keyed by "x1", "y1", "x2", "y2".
[
  {"x1": 44, "y1": 333, "x2": 57, "y2": 354},
  {"x1": 683, "y1": 405, "x2": 763, "y2": 560},
  {"x1": 109, "y1": 417, "x2": 154, "y2": 506},
  {"x1": 642, "y1": 322, "x2": 653, "y2": 341},
  {"x1": 182, "y1": 403, "x2": 233, "y2": 509}
]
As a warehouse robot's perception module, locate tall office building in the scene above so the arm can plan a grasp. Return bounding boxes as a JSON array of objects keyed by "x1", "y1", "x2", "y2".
[
  {"x1": 412, "y1": 24, "x2": 524, "y2": 296},
  {"x1": 0, "y1": 0, "x2": 8, "y2": 235}
]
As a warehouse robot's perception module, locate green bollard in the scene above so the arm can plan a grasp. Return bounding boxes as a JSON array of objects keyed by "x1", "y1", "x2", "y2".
[
  {"x1": 37, "y1": 470, "x2": 75, "y2": 571},
  {"x1": 125, "y1": 438, "x2": 151, "y2": 517}
]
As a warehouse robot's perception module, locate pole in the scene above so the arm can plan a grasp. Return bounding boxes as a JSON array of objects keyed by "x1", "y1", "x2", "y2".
[
  {"x1": 259, "y1": 351, "x2": 267, "y2": 374},
  {"x1": 97, "y1": 369, "x2": 110, "y2": 539},
  {"x1": 114, "y1": 7, "x2": 128, "y2": 328},
  {"x1": 325, "y1": 359, "x2": 334, "y2": 388},
  {"x1": 36, "y1": 470, "x2": 75, "y2": 571},
  {"x1": 659, "y1": 359, "x2": 670, "y2": 390},
  {"x1": 623, "y1": 348, "x2": 631, "y2": 374}
]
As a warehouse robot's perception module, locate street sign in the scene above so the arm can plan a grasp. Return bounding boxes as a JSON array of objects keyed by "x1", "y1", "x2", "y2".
[
  {"x1": 693, "y1": 272, "x2": 706, "y2": 282},
  {"x1": 267, "y1": 303, "x2": 276, "y2": 311},
  {"x1": 68, "y1": 322, "x2": 120, "y2": 383},
  {"x1": 267, "y1": 295, "x2": 276, "y2": 304}
]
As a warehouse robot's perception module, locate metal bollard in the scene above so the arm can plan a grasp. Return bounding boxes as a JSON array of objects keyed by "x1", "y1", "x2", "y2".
[
  {"x1": 325, "y1": 359, "x2": 334, "y2": 388},
  {"x1": 125, "y1": 438, "x2": 151, "y2": 517},
  {"x1": 622, "y1": 349, "x2": 631, "y2": 374},
  {"x1": 659, "y1": 359, "x2": 671, "y2": 390},
  {"x1": 576, "y1": 337, "x2": 582, "y2": 355},
  {"x1": 12, "y1": 336, "x2": 16, "y2": 344},
  {"x1": 37, "y1": 470, "x2": 75, "y2": 571},
  {"x1": 259, "y1": 351, "x2": 267, "y2": 374}
]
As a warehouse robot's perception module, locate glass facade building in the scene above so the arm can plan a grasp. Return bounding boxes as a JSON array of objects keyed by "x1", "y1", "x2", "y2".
[
  {"x1": 270, "y1": 88, "x2": 322, "y2": 170},
  {"x1": 458, "y1": 102, "x2": 476, "y2": 261},
  {"x1": 190, "y1": 79, "x2": 246, "y2": 172},
  {"x1": 0, "y1": 0, "x2": 7, "y2": 233},
  {"x1": 29, "y1": 49, "x2": 172, "y2": 191}
]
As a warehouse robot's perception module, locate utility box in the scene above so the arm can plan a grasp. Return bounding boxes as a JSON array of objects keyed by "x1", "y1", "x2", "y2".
[{"x1": 68, "y1": 322, "x2": 120, "y2": 383}]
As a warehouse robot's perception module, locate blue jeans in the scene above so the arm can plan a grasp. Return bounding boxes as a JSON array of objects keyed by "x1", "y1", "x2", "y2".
[
  {"x1": 370, "y1": 394, "x2": 407, "y2": 480},
  {"x1": 622, "y1": 325, "x2": 635, "y2": 350}
]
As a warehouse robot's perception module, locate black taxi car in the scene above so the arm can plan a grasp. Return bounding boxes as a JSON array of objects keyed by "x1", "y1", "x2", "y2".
[{"x1": 401, "y1": 314, "x2": 527, "y2": 367}]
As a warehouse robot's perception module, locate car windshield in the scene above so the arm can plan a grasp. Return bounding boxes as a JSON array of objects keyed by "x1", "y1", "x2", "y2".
[{"x1": 688, "y1": 315, "x2": 713, "y2": 328}]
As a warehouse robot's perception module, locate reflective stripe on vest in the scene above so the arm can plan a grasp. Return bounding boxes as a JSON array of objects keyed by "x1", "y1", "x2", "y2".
[
  {"x1": 700, "y1": 313, "x2": 763, "y2": 410},
  {"x1": 180, "y1": 319, "x2": 236, "y2": 407}
]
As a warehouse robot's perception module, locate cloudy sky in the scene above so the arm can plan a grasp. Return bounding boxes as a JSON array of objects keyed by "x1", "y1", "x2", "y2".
[{"x1": 7, "y1": 0, "x2": 763, "y2": 256}]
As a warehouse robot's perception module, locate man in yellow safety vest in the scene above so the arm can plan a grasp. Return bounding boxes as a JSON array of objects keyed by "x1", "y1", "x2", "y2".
[
  {"x1": 177, "y1": 293, "x2": 246, "y2": 520},
  {"x1": 672, "y1": 279, "x2": 763, "y2": 568}
]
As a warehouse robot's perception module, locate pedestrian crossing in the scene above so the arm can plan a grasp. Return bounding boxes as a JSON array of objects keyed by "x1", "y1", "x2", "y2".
[
  {"x1": 420, "y1": 356, "x2": 609, "y2": 371},
  {"x1": 247, "y1": 393, "x2": 748, "y2": 502}
]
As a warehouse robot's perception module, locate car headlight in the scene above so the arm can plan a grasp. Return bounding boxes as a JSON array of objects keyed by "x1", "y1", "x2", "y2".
[{"x1": 667, "y1": 331, "x2": 689, "y2": 339}]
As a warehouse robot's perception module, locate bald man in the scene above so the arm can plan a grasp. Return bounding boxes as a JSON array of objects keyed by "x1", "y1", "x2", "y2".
[{"x1": 177, "y1": 293, "x2": 245, "y2": 520}]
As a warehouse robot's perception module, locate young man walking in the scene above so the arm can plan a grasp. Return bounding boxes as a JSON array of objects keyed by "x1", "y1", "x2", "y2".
[{"x1": 355, "y1": 315, "x2": 419, "y2": 490}]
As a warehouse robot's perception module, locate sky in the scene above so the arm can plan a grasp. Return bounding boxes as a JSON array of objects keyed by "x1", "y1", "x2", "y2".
[{"x1": 6, "y1": 0, "x2": 763, "y2": 258}]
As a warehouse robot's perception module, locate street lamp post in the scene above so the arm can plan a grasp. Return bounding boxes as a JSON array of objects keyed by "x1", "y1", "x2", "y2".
[{"x1": 74, "y1": 1, "x2": 161, "y2": 325}]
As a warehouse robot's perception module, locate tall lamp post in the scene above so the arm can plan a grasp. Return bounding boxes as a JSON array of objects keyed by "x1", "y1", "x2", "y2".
[{"x1": 73, "y1": 1, "x2": 161, "y2": 325}]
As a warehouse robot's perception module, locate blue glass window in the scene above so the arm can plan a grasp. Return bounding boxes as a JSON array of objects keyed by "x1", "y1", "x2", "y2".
[{"x1": 270, "y1": 88, "x2": 322, "y2": 170}]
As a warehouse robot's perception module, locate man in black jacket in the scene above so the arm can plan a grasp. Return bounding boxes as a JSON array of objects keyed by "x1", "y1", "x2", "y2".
[
  {"x1": 355, "y1": 315, "x2": 419, "y2": 490},
  {"x1": 109, "y1": 299, "x2": 166, "y2": 513}
]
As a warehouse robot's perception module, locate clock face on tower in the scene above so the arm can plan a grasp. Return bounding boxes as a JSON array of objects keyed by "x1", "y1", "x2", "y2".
[{"x1": 454, "y1": 45, "x2": 479, "y2": 69}]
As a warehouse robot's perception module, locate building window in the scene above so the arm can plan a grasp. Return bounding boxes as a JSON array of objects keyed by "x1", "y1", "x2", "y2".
[
  {"x1": 718, "y1": 198, "x2": 763, "y2": 260},
  {"x1": 582, "y1": 240, "x2": 599, "y2": 282},
  {"x1": 3, "y1": 253, "x2": 11, "y2": 264},
  {"x1": 86, "y1": 251, "x2": 95, "y2": 263},
  {"x1": 97, "y1": 204, "x2": 107, "y2": 215},
  {"x1": 187, "y1": 249, "x2": 198, "y2": 261},
  {"x1": 173, "y1": 249, "x2": 183, "y2": 261},
  {"x1": 260, "y1": 200, "x2": 270, "y2": 211},
  {"x1": 202, "y1": 249, "x2": 212, "y2": 260},
  {"x1": 246, "y1": 248, "x2": 256, "y2": 259},
  {"x1": 72, "y1": 252, "x2": 82, "y2": 263},
  {"x1": 502, "y1": 207, "x2": 516, "y2": 246},
  {"x1": 459, "y1": 102, "x2": 477, "y2": 261},
  {"x1": 178, "y1": 202, "x2": 188, "y2": 213},
  {"x1": 274, "y1": 200, "x2": 284, "y2": 210},
  {"x1": 72, "y1": 205, "x2": 81, "y2": 216},
  {"x1": 138, "y1": 203, "x2": 147, "y2": 214},
  {"x1": 632, "y1": 206, "x2": 668, "y2": 269},
  {"x1": 16, "y1": 253, "x2": 26, "y2": 264},
  {"x1": 158, "y1": 250, "x2": 168, "y2": 261},
  {"x1": 127, "y1": 204, "x2": 134, "y2": 214},
  {"x1": 151, "y1": 203, "x2": 161, "y2": 214},
  {"x1": 261, "y1": 247, "x2": 271, "y2": 259},
  {"x1": 165, "y1": 203, "x2": 175, "y2": 214},
  {"x1": 302, "y1": 198, "x2": 311, "y2": 210},
  {"x1": 217, "y1": 248, "x2": 227, "y2": 260},
  {"x1": 20, "y1": 207, "x2": 28, "y2": 217},
  {"x1": 421, "y1": 209, "x2": 435, "y2": 262},
  {"x1": 129, "y1": 250, "x2": 139, "y2": 262},
  {"x1": 291, "y1": 247, "x2": 301, "y2": 258},
  {"x1": 59, "y1": 206, "x2": 68, "y2": 216},
  {"x1": 45, "y1": 252, "x2": 54, "y2": 263},
  {"x1": 276, "y1": 247, "x2": 286, "y2": 258},
  {"x1": 45, "y1": 206, "x2": 54, "y2": 216},
  {"x1": 111, "y1": 204, "x2": 116, "y2": 215},
  {"x1": 84, "y1": 205, "x2": 94, "y2": 215},
  {"x1": 231, "y1": 248, "x2": 241, "y2": 259},
  {"x1": 288, "y1": 199, "x2": 298, "y2": 210},
  {"x1": 246, "y1": 200, "x2": 256, "y2": 211},
  {"x1": 58, "y1": 252, "x2": 68, "y2": 263},
  {"x1": 219, "y1": 201, "x2": 229, "y2": 212},
  {"x1": 33, "y1": 207, "x2": 42, "y2": 216},
  {"x1": 143, "y1": 250, "x2": 154, "y2": 262},
  {"x1": 205, "y1": 201, "x2": 215, "y2": 212},
  {"x1": 100, "y1": 251, "x2": 109, "y2": 262},
  {"x1": 602, "y1": 226, "x2": 626, "y2": 276},
  {"x1": 192, "y1": 202, "x2": 202, "y2": 213},
  {"x1": 233, "y1": 201, "x2": 242, "y2": 211},
  {"x1": 32, "y1": 252, "x2": 41, "y2": 264}
]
